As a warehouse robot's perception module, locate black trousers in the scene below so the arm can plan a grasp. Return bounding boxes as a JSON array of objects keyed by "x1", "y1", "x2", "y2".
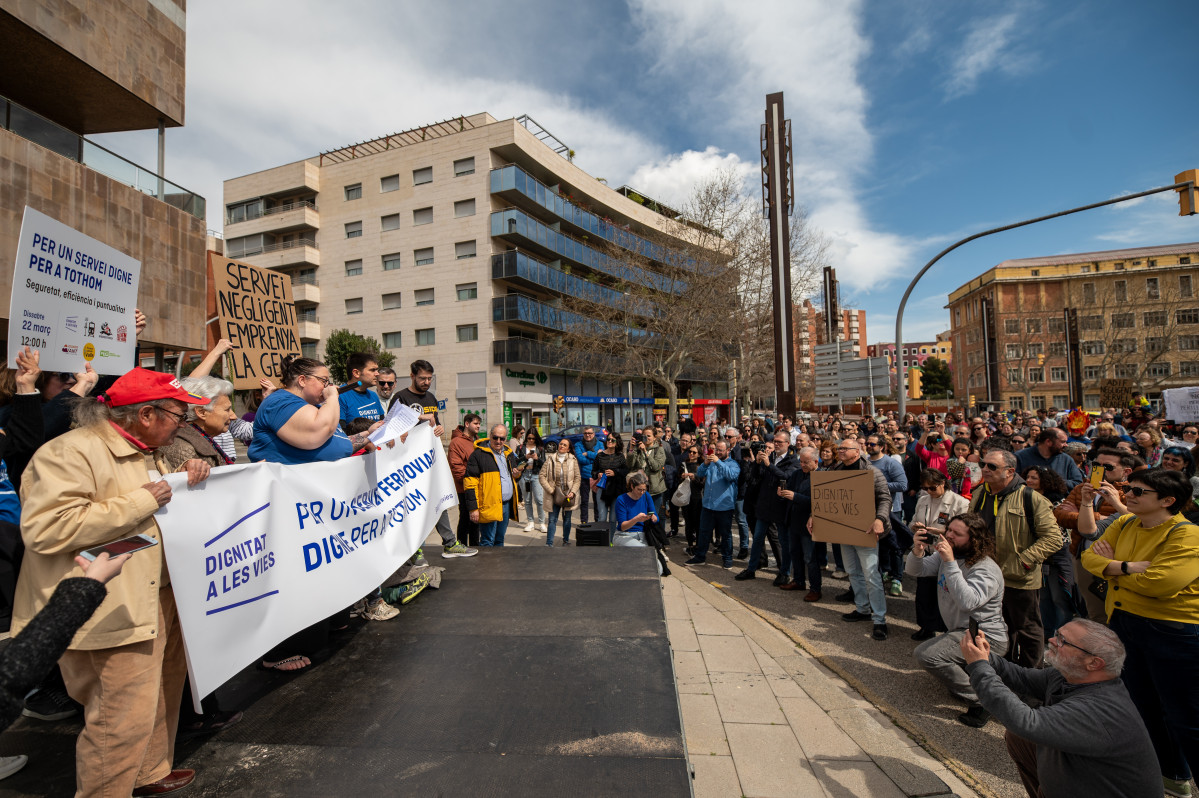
[
  {"x1": 456, "y1": 490, "x2": 479, "y2": 546},
  {"x1": 1003, "y1": 586, "x2": 1044, "y2": 668}
]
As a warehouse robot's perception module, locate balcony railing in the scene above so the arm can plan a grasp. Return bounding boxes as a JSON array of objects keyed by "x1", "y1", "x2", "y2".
[
  {"x1": 226, "y1": 199, "x2": 318, "y2": 225},
  {"x1": 493, "y1": 337, "x2": 717, "y2": 381},
  {"x1": 230, "y1": 238, "x2": 319, "y2": 259},
  {"x1": 1, "y1": 94, "x2": 205, "y2": 220}
]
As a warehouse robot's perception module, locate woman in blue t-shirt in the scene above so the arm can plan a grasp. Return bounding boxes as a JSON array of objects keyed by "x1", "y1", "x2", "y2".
[
  {"x1": 613, "y1": 470, "x2": 657, "y2": 546},
  {"x1": 250, "y1": 356, "x2": 380, "y2": 672}
]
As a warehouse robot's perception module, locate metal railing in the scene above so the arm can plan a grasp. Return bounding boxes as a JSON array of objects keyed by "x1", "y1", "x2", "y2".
[
  {"x1": 1, "y1": 94, "x2": 205, "y2": 220},
  {"x1": 264, "y1": 199, "x2": 317, "y2": 216},
  {"x1": 263, "y1": 238, "x2": 317, "y2": 253},
  {"x1": 291, "y1": 275, "x2": 318, "y2": 286}
]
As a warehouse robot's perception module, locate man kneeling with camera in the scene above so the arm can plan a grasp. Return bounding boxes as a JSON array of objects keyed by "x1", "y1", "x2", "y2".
[{"x1": 904, "y1": 512, "x2": 1006, "y2": 728}]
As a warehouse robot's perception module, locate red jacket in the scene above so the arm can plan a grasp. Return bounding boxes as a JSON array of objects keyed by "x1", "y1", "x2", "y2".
[{"x1": 449, "y1": 426, "x2": 476, "y2": 493}]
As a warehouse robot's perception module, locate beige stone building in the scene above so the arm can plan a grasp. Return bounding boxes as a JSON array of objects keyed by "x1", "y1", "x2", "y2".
[
  {"x1": 947, "y1": 242, "x2": 1199, "y2": 410},
  {"x1": 223, "y1": 114, "x2": 730, "y2": 434},
  {"x1": 0, "y1": 0, "x2": 207, "y2": 355}
]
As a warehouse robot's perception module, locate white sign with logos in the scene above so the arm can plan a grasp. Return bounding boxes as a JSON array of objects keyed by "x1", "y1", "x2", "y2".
[
  {"x1": 501, "y1": 367, "x2": 550, "y2": 394},
  {"x1": 8, "y1": 207, "x2": 141, "y2": 374}
]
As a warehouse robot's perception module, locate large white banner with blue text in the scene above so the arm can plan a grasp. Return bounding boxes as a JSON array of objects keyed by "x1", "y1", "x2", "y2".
[
  {"x1": 8, "y1": 206, "x2": 141, "y2": 374},
  {"x1": 155, "y1": 424, "x2": 457, "y2": 706}
]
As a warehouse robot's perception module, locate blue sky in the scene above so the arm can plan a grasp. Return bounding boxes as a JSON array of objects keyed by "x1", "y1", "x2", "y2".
[{"x1": 97, "y1": 0, "x2": 1199, "y2": 345}]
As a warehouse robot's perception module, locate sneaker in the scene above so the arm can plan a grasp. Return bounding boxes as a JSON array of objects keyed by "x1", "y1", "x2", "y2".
[
  {"x1": 825, "y1": 562, "x2": 836, "y2": 572},
  {"x1": 1164, "y1": 777, "x2": 1194, "y2": 798},
  {"x1": 524, "y1": 522, "x2": 535, "y2": 532},
  {"x1": 396, "y1": 572, "x2": 431, "y2": 605},
  {"x1": 832, "y1": 570, "x2": 848, "y2": 580},
  {"x1": 872, "y1": 623, "x2": 889, "y2": 641},
  {"x1": 684, "y1": 556, "x2": 706, "y2": 565},
  {"x1": 734, "y1": 570, "x2": 756, "y2": 581},
  {"x1": 23, "y1": 687, "x2": 81, "y2": 721},
  {"x1": 888, "y1": 580, "x2": 903, "y2": 597},
  {"x1": 957, "y1": 706, "x2": 991, "y2": 728},
  {"x1": 803, "y1": 590, "x2": 822, "y2": 602},
  {"x1": 538, "y1": 523, "x2": 547, "y2": 533},
  {"x1": 363, "y1": 597, "x2": 401, "y2": 621},
  {"x1": 835, "y1": 589, "x2": 855, "y2": 603},
  {"x1": 735, "y1": 547, "x2": 749, "y2": 561},
  {"x1": 842, "y1": 610, "x2": 871, "y2": 622},
  {"x1": 349, "y1": 598, "x2": 367, "y2": 618},
  {"x1": 442, "y1": 541, "x2": 478, "y2": 558},
  {"x1": 0, "y1": 755, "x2": 28, "y2": 781}
]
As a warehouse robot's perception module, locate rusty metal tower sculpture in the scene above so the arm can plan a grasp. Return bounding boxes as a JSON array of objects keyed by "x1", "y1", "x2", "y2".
[{"x1": 761, "y1": 92, "x2": 797, "y2": 416}]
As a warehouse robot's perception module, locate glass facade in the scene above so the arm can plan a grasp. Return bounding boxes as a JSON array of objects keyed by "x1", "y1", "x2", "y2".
[{"x1": 491, "y1": 250, "x2": 650, "y2": 311}]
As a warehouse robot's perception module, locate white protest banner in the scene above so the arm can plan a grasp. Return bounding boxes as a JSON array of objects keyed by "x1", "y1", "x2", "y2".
[
  {"x1": 155, "y1": 424, "x2": 458, "y2": 706},
  {"x1": 368, "y1": 400, "x2": 421, "y2": 445},
  {"x1": 8, "y1": 206, "x2": 140, "y2": 373},
  {"x1": 1163, "y1": 386, "x2": 1199, "y2": 422}
]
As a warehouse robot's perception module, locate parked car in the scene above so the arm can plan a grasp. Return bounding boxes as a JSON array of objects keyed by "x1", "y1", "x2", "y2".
[{"x1": 542, "y1": 424, "x2": 608, "y2": 452}]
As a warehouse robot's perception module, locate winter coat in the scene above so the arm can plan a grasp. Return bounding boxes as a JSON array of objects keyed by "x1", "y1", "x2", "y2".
[
  {"x1": 627, "y1": 442, "x2": 667, "y2": 495},
  {"x1": 448, "y1": 426, "x2": 477, "y2": 494},
  {"x1": 540, "y1": 454, "x2": 582, "y2": 513},
  {"x1": 463, "y1": 440, "x2": 525, "y2": 523}
]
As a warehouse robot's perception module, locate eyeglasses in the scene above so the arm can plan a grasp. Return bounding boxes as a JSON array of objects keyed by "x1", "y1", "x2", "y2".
[
  {"x1": 865, "y1": 442, "x2": 881, "y2": 447},
  {"x1": 490, "y1": 435, "x2": 506, "y2": 441},
  {"x1": 377, "y1": 381, "x2": 395, "y2": 387},
  {"x1": 1126, "y1": 486, "x2": 1158, "y2": 497},
  {"x1": 155, "y1": 406, "x2": 188, "y2": 425},
  {"x1": 1011, "y1": 438, "x2": 1025, "y2": 444},
  {"x1": 980, "y1": 462, "x2": 1006, "y2": 471},
  {"x1": 1050, "y1": 632, "x2": 1097, "y2": 657},
  {"x1": 305, "y1": 374, "x2": 332, "y2": 387}
]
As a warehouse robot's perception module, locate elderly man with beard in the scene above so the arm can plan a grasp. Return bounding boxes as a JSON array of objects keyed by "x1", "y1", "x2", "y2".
[
  {"x1": 905, "y1": 513, "x2": 1006, "y2": 728},
  {"x1": 961, "y1": 620, "x2": 1160, "y2": 798}
]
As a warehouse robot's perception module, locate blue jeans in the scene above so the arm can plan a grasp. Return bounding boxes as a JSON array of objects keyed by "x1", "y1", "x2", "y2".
[
  {"x1": 478, "y1": 501, "x2": 511, "y2": 547},
  {"x1": 694, "y1": 508, "x2": 733, "y2": 564},
  {"x1": 595, "y1": 494, "x2": 616, "y2": 542},
  {"x1": 577, "y1": 483, "x2": 591, "y2": 523},
  {"x1": 748, "y1": 518, "x2": 782, "y2": 573},
  {"x1": 1110, "y1": 610, "x2": 1199, "y2": 781},
  {"x1": 734, "y1": 499, "x2": 750, "y2": 548},
  {"x1": 546, "y1": 505, "x2": 573, "y2": 545},
  {"x1": 520, "y1": 474, "x2": 544, "y2": 525},
  {"x1": 843, "y1": 543, "x2": 887, "y2": 624}
]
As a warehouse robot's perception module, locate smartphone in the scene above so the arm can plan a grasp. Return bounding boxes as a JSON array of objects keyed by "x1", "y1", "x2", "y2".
[
  {"x1": 80, "y1": 533, "x2": 159, "y2": 561},
  {"x1": 778, "y1": 479, "x2": 787, "y2": 491},
  {"x1": 968, "y1": 617, "x2": 980, "y2": 639},
  {"x1": 1090, "y1": 465, "x2": 1105, "y2": 489}
]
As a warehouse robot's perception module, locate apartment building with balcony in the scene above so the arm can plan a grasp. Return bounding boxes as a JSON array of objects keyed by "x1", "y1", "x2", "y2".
[
  {"x1": 793, "y1": 299, "x2": 867, "y2": 405},
  {"x1": 223, "y1": 114, "x2": 730, "y2": 434},
  {"x1": 869, "y1": 334, "x2": 953, "y2": 395},
  {"x1": 0, "y1": 0, "x2": 208, "y2": 355},
  {"x1": 947, "y1": 242, "x2": 1199, "y2": 410}
]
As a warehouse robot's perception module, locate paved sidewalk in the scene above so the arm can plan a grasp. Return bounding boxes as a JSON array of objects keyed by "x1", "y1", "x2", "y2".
[{"x1": 666, "y1": 564, "x2": 978, "y2": 798}]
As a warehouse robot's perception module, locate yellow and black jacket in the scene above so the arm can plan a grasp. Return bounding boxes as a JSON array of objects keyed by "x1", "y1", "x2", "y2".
[{"x1": 463, "y1": 439, "x2": 524, "y2": 523}]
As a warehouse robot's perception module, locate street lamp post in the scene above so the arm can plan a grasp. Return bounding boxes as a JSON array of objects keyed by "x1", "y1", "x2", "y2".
[{"x1": 896, "y1": 178, "x2": 1196, "y2": 418}]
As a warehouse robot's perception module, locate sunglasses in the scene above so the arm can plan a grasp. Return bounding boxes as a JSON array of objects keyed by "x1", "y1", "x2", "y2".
[
  {"x1": 980, "y1": 462, "x2": 1006, "y2": 471},
  {"x1": 490, "y1": 435, "x2": 506, "y2": 441},
  {"x1": 377, "y1": 381, "x2": 395, "y2": 387},
  {"x1": 1011, "y1": 438, "x2": 1025, "y2": 444},
  {"x1": 1126, "y1": 486, "x2": 1158, "y2": 497}
]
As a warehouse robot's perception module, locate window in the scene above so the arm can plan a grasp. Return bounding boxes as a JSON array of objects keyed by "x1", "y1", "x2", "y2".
[
  {"x1": 1182, "y1": 257, "x2": 1193, "y2": 265},
  {"x1": 301, "y1": 342, "x2": 317, "y2": 359},
  {"x1": 1005, "y1": 344, "x2": 1022, "y2": 359},
  {"x1": 457, "y1": 324, "x2": 478, "y2": 342},
  {"x1": 383, "y1": 332, "x2": 402, "y2": 349},
  {"x1": 297, "y1": 307, "x2": 317, "y2": 323},
  {"x1": 416, "y1": 328, "x2": 435, "y2": 346},
  {"x1": 1112, "y1": 313, "x2": 1135, "y2": 329},
  {"x1": 344, "y1": 183, "x2": 362, "y2": 201},
  {"x1": 382, "y1": 253, "x2": 402, "y2": 271},
  {"x1": 414, "y1": 247, "x2": 434, "y2": 266},
  {"x1": 1084, "y1": 393, "x2": 1100, "y2": 407},
  {"x1": 1004, "y1": 319, "x2": 1020, "y2": 335},
  {"x1": 1082, "y1": 283, "x2": 1096, "y2": 303},
  {"x1": 382, "y1": 292, "x2": 402, "y2": 310},
  {"x1": 345, "y1": 297, "x2": 363, "y2": 315},
  {"x1": 1048, "y1": 342, "x2": 1066, "y2": 357},
  {"x1": 1053, "y1": 395, "x2": 1070, "y2": 408},
  {"x1": 1182, "y1": 362, "x2": 1199, "y2": 377},
  {"x1": 1180, "y1": 335, "x2": 1199, "y2": 351},
  {"x1": 1009, "y1": 396, "x2": 1025, "y2": 411},
  {"x1": 381, "y1": 213, "x2": 400, "y2": 231},
  {"x1": 454, "y1": 157, "x2": 475, "y2": 177},
  {"x1": 345, "y1": 221, "x2": 362, "y2": 238},
  {"x1": 1148, "y1": 259, "x2": 1157, "y2": 267},
  {"x1": 1182, "y1": 274, "x2": 1194, "y2": 298},
  {"x1": 1146, "y1": 337, "x2": 1167, "y2": 353},
  {"x1": 1080, "y1": 315, "x2": 1104, "y2": 330},
  {"x1": 225, "y1": 199, "x2": 263, "y2": 224},
  {"x1": 954, "y1": 309, "x2": 961, "y2": 325},
  {"x1": 415, "y1": 288, "x2": 435, "y2": 306},
  {"x1": 1030, "y1": 396, "x2": 1046, "y2": 410},
  {"x1": 413, "y1": 207, "x2": 433, "y2": 226},
  {"x1": 457, "y1": 282, "x2": 477, "y2": 301},
  {"x1": 1144, "y1": 310, "x2": 1167, "y2": 327},
  {"x1": 1051, "y1": 367, "x2": 1067, "y2": 382},
  {"x1": 1114, "y1": 262, "x2": 1125, "y2": 270},
  {"x1": 1111, "y1": 338, "x2": 1137, "y2": 353},
  {"x1": 1026, "y1": 318, "x2": 1042, "y2": 334},
  {"x1": 1178, "y1": 308, "x2": 1199, "y2": 324},
  {"x1": 1048, "y1": 317, "x2": 1065, "y2": 334},
  {"x1": 344, "y1": 259, "x2": 362, "y2": 277},
  {"x1": 454, "y1": 198, "x2": 476, "y2": 217},
  {"x1": 413, "y1": 166, "x2": 432, "y2": 186},
  {"x1": 380, "y1": 174, "x2": 399, "y2": 193},
  {"x1": 1114, "y1": 280, "x2": 1127, "y2": 302},
  {"x1": 292, "y1": 268, "x2": 316, "y2": 285},
  {"x1": 1026, "y1": 343, "x2": 1044, "y2": 356},
  {"x1": 1113, "y1": 364, "x2": 1138, "y2": 379},
  {"x1": 1027, "y1": 368, "x2": 1045, "y2": 384},
  {"x1": 1081, "y1": 341, "x2": 1106, "y2": 355},
  {"x1": 455, "y1": 240, "x2": 477, "y2": 259},
  {"x1": 1147, "y1": 277, "x2": 1160, "y2": 300},
  {"x1": 1084, "y1": 365, "x2": 1105, "y2": 380},
  {"x1": 1007, "y1": 368, "x2": 1022, "y2": 383}
]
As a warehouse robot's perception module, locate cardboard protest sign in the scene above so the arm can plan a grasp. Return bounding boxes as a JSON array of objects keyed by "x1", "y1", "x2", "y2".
[
  {"x1": 810, "y1": 469, "x2": 879, "y2": 548},
  {"x1": 207, "y1": 252, "x2": 301, "y2": 389},
  {"x1": 1099, "y1": 378, "x2": 1134, "y2": 409},
  {"x1": 8, "y1": 207, "x2": 140, "y2": 374},
  {"x1": 1163, "y1": 386, "x2": 1199, "y2": 422}
]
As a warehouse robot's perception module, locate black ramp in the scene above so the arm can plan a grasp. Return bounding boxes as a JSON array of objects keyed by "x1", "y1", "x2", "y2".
[{"x1": 0, "y1": 546, "x2": 691, "y2": 797}]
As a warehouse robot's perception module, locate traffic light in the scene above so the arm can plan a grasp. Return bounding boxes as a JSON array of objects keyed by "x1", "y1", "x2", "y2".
[
  {"x1": 1178, "y1": 170, "x2": 1198, "y2": 216},
  {"x1": 553, "y1": 395, "x2": 565, "y2": 412},
  {"x1": 1037, "y1": 354, "x2": 1045, "y2": 365}
]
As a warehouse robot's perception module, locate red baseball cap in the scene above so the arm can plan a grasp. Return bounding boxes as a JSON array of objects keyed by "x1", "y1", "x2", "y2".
[{"x1": 100, "y1": 369, "x2": 208, "y2": 408}]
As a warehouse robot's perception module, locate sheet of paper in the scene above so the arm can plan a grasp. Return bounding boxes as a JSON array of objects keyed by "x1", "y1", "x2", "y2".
[{"x1": 368, "y1": 401, "x2": 421, "y2": 445}]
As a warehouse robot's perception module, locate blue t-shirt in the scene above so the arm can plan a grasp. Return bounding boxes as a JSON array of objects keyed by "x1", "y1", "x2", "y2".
[
  {"x1": 249, "y1": 390, "x2": 354, "y2": 464},
  {"x1": 614, "y1": 491, "x2": 656, "y2": 535},
  {"x1": 338, "y1": 387, "x2": 384, "y2": 427}
]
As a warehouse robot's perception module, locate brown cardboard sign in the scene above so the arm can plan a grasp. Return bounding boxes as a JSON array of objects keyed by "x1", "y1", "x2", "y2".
[
  {"x1": 810, "y1": 469, "x2": 879, "y2": 548},
  {"x1": 207, "y1": 252, "x2": 301, "y2": 389}
]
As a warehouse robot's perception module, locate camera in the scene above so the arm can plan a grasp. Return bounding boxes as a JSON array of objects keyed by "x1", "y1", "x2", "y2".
[
  {"x1": 633, "y1": 432, "x2": 645, "y2": 443},
  {"x1": 750, "y1": 441, "x2": 766, "y2": 456}
]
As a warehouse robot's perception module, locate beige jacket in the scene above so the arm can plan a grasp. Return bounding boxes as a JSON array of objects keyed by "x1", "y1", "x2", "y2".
[
  {"x1": 12, "y1": 422, "x2": 165, "y2": 650},
  {"x1": 539, "y1": 453, "x2": 581, "y2": 513}
]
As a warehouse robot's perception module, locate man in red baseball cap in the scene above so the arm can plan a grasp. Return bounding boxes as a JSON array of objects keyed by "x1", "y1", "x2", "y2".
[{"x1": 12, "y1": 368, "x2": 212, "y2": 796}]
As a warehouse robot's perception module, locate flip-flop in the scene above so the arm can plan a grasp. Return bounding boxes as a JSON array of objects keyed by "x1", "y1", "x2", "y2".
[{"x1": 259, "y1": 655, "x2": 310, "y2": 673}]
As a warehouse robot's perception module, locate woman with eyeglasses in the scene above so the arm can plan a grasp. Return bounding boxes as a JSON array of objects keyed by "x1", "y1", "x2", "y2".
[
  {"x1": 679, "y1": 444, "x2": 706, "y2": 554},
  {"x1": 518, "y1": 427, "x2": 546, "y2": 533},
  {"x1": 909, "y1": 469, "x2": 969, "y2": 640},
  {"x1": 1080, "y1": 468, "x2": 1199, "y2": 795},
  {"x1": 540, "y1": 438, "x2": 581, "y2": 546},
  {"x1": 593, "y1": 433, "x2": 626, "y2": 540},
  {"x1": 1159, "y1": 446, "x2": 1199, "y2": 501}
]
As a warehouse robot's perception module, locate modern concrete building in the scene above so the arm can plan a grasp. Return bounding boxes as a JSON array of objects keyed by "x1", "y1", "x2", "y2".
[
  {"x1": 869, "y1": 333, "x2": 953, "y2": 396},
  {"x1": 0, "y1": 0, "x2": 207, "y2": 356},
  {"x1": 793, "y1": 299, "x2": 867, "y2": 406},
  {"x1": 223, "y1": 113, "x2": 729, "y2": 434},
  {"x1": 947, "y1": 242, "x2": 1199, "y2": 410}
]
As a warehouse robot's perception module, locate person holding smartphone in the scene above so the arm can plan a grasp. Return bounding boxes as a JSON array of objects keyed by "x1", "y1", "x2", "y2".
[{"x1": 905, "y1": 513, "x2": 1007, "y2": 728}]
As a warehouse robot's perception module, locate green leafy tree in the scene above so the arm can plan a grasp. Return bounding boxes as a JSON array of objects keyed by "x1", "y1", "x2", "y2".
[
  {"x1": 322, "y1": 329, "x2": 395, "y2": 383},
  {"x1": 921, "y1": 356, "x2": 953, "y2": 399}
]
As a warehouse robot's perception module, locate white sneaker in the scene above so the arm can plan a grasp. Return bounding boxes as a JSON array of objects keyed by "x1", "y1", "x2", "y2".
[
  {"x1": 524, "y1": 522, "x2": 535, "y2": 532},
  {"x1": 538, "y1": 523, "x2": 547, "y2": 533},
  {"x1": 0, "y1": 755, "x2": 28, "y2": 780},
  {"x1": 362, "y1": 597, "x2": 400, "y2": 621}
]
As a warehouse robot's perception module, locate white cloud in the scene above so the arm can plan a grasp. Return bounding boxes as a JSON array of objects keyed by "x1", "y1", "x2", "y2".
[
  {"x1": 1093, "y1": 191, "x2": 1199, "y2": 245},
  {"x1": 944, "y1": 10, "x2": 1035, "y2": 100},
  {"x1": 626, "y1": 147, "x2": 755, "y2": 208}
]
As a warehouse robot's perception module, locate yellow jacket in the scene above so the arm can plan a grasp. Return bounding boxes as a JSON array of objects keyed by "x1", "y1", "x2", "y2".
[
  {"x1": 12, "y1": 422, "x2": 165, "y2": 649},
  {"x1": 462, "y1": 439, "x2": 524, "y2": 523},
  {"x1": 1080, "y1": 512, "x2": 1199, "y2": 624}
]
